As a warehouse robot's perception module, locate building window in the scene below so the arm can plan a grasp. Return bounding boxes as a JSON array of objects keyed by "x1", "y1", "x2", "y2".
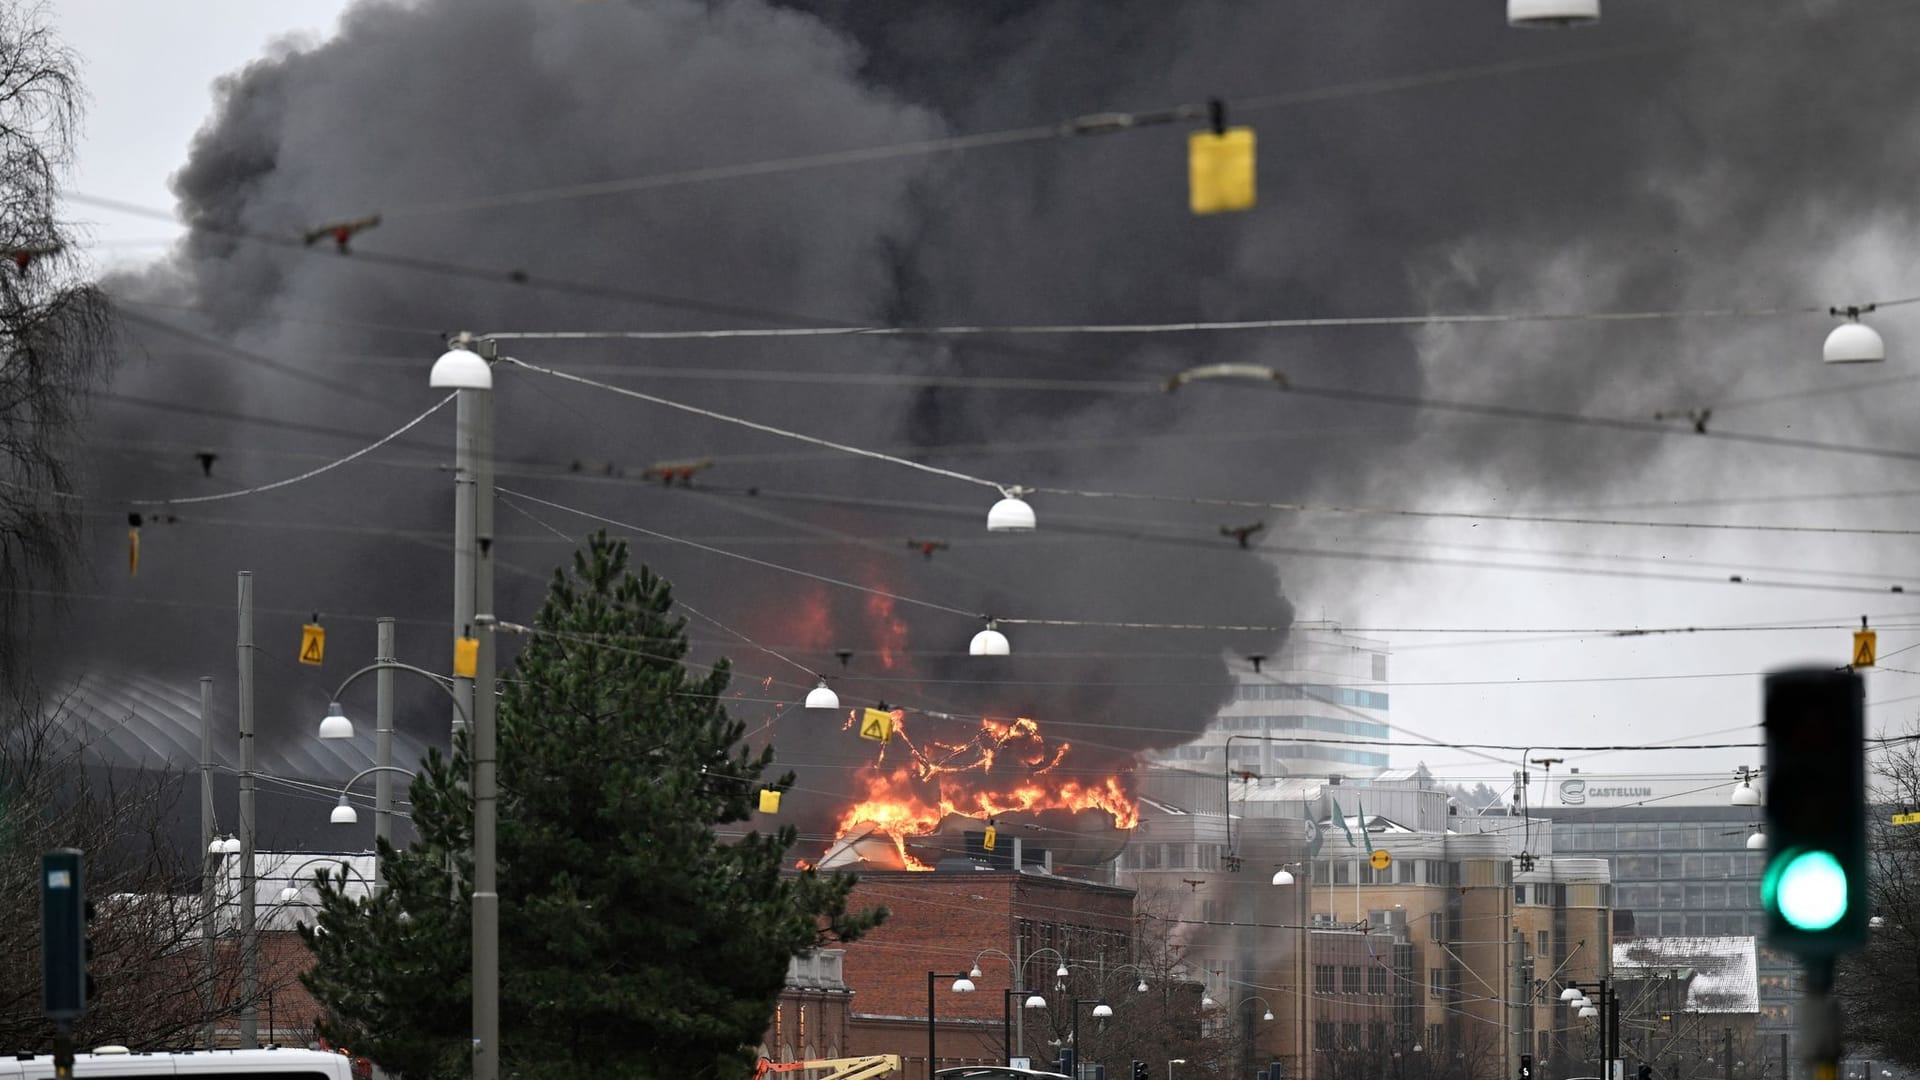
[
  {"x1": 1342, "y1": 966, "x2": 1362, "y2": 994},
  {"x1": 1514, "y1": 884, "x2": 1527, "y2": 905},
  {"x1": 1315, "y1": 1021, "x2": 1335, "y2": 1050},
  {"x1": 1316, "y1": 965, "x2": 1336, "y2": 994},
  {"x1": 1372, "y1": 653, "x2": 1388, "y2": 681},
  {"x1": 1429, "y1": 969, "x2": 1446, "y2": 998},
  {"x1": 1537, "y1": 930, "x2": 1550, "y2": 959},
  {"x1": 1396, "y1": 858, "x2": 1416, "y2": 883},
  {"x1": 1369, "y1": 1023, "x2": 1387, "y2": 1050},
  {"x1": 1430, "y1": 913, "x2": 1444, "y2": 941},
  {"x1": 1341, "y1": 1024, "x2": 1362, "y2": 1051},
  {"x1": 1429, "y1": 1024, "x2": 1445, "y2": 1052},
  {"x1": 1368, "y1": 966, "x2": 1388, "y2": 995}
]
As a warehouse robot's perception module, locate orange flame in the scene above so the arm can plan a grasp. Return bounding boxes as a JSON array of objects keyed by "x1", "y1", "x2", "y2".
[{"x1": 832, "y1": 713, "x2": 1137, "y2": 869}]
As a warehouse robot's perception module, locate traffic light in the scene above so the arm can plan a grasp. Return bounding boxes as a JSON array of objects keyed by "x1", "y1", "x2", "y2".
[
  {"x1": 1761, "y1": 668, "x2": 1869, "y2": 956},
  {"x1": 40, "y1": 849, "x2": 86, "y2": 1020},
  {"x1": 1639, "y1": 1066, "x2": 1653, "y2": 1080},
  {"x1": 1133, "y1": 1061, "x2": 1147, "y2": 1080},
  {"x1": 1520, "y1": 1054, "x2": 1533, "y2": 1080}
]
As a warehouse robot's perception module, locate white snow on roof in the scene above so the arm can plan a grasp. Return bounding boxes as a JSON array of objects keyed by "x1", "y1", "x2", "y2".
[{"x1": 1612, "y1": 936, "x2": 1758, "y2": 1013}]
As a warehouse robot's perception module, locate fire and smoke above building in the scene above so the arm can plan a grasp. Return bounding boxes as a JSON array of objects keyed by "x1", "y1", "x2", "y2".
[{"x1": 42, "y1": 0, "x2": 1920, "y2": 842}]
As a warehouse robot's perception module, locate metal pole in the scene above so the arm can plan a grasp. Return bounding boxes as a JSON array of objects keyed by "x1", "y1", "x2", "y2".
[
  {"x1": 236, "y1": 571, "x2": 258, "y2": 1048},
  {"x1": 198, "y1": 675, "x2": 215, "y2": 1050},
  {"x1": 929, "y1": 972, "x2": 938, "y2": 1080},
  {"x1": 452, "y1": 370, "x2": 482, "y2": 1077},
  {"x1": 1725, "y1": 1029, "x2": 1733, "y2": 1080},
  {"x1": 1610, "y1": 984, "x2": 1622, "y2": 1080},
  {"x1": 375, "y1": 618, "x2": 395, "y2": 891},
  {"x1": 472, "y1": 357, "x2": 500, "y2": 1080}
]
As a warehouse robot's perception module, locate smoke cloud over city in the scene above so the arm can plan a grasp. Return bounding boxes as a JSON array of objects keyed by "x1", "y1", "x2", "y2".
[{"x1": 44, "y1": 0, "x2": 1920, "y2": 837}]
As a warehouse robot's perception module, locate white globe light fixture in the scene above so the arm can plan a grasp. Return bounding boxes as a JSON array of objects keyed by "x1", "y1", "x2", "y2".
[
  {"x1": 1508, "y1": 0, "x2": 1600, "y2": 26},
  {"x1": 1825, "y1": 306, "x2": 1885, "y2": 364},
  {"x1": 1136, "y1": 979, "x2": 1148, "y2": 993},
  {"x1": 430, "y1": 346, "x2": 493, "y2": 389},
  {"x1": 804, "y1": 678, "x2": 840, "y2": 710},
  {"x1": 1091, "y1": 1001, "x2": 1113, "y2": 1018},
  {"x1": 331, "y1": 794, "x2": 359, "y2": 825},
  {"x1": 1272, "y1": 867, "x2": 1295, "y2": 886},
  {"x1": 1559, "y1": 987, "x2": 1583, "y2": 1002},
  {"x1": 1746, "y1": 830, "x2": 1767, "y2": 851},
  {"x1": 1731, "y1": 779, "x2": 1761, "y2": 807},
  {"x1": 987, "y1": 489, "x2": 1036, "y2": 532},
  {"x1": 1579, "y1": 1005, "x2": 1600, "y2": 1019},
  {"x1": 318, "y1": 702, "x2": 354, "y2": 740},
  {"x1": 970, "y1": 964, "x2": 984, "y2": 979},
  {"x1": 1055, "y1": 962, "x2": 1070, "y2": 979},
  {"x1": 278, "y1": 885, "x2": 300, "y2": 903},
  {"x1": 218, "y1": 835, "x2": 242, "y2": 855},
  {"x1": 952, "y1": 976, "x2": 976, "y2": 993},
  {"x1": 970, "y1": 619, "x2": 1010, "y2": 657},
  {"x1": 1025, "y1": 993, "x2": 1047, "y2": 1009},
  {"x1": 1262, "y1": 1009, "x2": 1276, "y2": 1022}
]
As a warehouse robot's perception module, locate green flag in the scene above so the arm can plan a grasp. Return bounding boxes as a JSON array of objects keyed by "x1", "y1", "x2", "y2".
[
  {"x1": 1357, "y1": 797, "x2": 1368, "y2": 848},
  {"x1": 1304, "y1": 806, "x2": 1323, "y2": 858},
  {"x1": 1332, "y1": 799, "x2": 1356, "y2": 848}
]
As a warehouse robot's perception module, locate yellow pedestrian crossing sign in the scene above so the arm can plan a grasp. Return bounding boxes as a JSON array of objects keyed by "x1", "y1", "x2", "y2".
[
  {"x1": 983, "y1": 824, "x2": 997, "y2": 852},
  {"x1": 759, "y1": 789, "x2": 782, "y2": 814},
  {"x1": 1853, "y1": 629, "x2": 1877, "y2": 668},
  {"x1": 299, "y1": 623, "x2": 325, "y2": 666},
  {"x1": 453, "y1": 636, "x2": 479, "y2": 679},
  {"x1": 859, "y1": 707, "x2": 894, "y2": 743}
]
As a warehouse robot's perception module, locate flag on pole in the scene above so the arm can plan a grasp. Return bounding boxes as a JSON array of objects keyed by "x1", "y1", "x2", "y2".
[
  {"x1": 1304, "y1": 806, "x2": 1323, "y2": 858},
  {"x1": 1332, "y1": 799, "x2": 1356, "y2": 848},
  {"x1": 1356, "y1": 797, "x2": 1368, "y2": 848}
]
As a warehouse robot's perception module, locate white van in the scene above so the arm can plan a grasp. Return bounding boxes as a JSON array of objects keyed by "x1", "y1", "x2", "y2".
[{"x1": 0, "y1": 1048, "x2": 355, "y2": 1079}]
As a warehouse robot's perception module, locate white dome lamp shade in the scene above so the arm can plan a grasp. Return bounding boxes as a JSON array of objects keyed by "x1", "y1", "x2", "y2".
[
  {"x1": 318, "y1": 702, "x2": 354, "y2": 740},
  {"x1": 1746, "y1": 830, "x2": 1767, "y2": 851},
  {"x1": 1825, "y1": 306, "x2": 1886, "y2": 364},
  {"x1": 1091, "y1": 1001, "x2": 1114, "y2": 1018},
  {"x1": 804, "y1": 677, "x2": 840, "y2": 710},
  {"x1": 1055, "y1": 962, "x2": 1070, "y2": 979},
  {"x1": 1731, "y1": 779, "x2": 1761, "y2": 807},
  {"x1": 1262, "y1": 1009, "x2": 1276, "y2": 1021},
  {"x1": 952, "y1": 976, "x2": 976, "y2": 993},
  {"x1": 278, "y1": 885, "x2": 300, "y2": 903},
  {"x1": 1508, "y1": 0, "x2": 1599, "y2": 27},
  {"x1": 987, "y1": 488, "x2": 1037, "y2": 532},
  {"x1": 1579, "y1": 1005, "x2": 1600, "y2": 1020},
  {"x1": 1025, "y1": 993, "x2": 1047, "y2": 1009},
  {"x1": 1559, "y1": 987, "x2": 1583, "y2": 1003},
  {"x1": 970, "y1": 619, "x2": 1011, "y2": 657},
  {"x1": 1271, "y1": 867, "x2": 1295, "y2": 886},
  {"x1": 331, "y1": 795, "x2": 359, "y2": 825},
  {"x1": 430, "y1": 346, "x2": 493, "y2": 389}
]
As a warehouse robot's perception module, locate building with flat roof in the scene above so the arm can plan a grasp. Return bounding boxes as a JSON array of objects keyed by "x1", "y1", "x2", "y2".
[{"x1": 1147, "y1": 624, "x2": 1392, "y2": 779}]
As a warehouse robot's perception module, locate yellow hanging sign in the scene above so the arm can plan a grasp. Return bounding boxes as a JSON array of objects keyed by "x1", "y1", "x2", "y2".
[
  {"x1": 453, "y1": 636, "x2": 479, "y2": 678},
  {"x1": 1853, "y1": 629, "x2": 1877, "y2": 668},
  {"x1": 299, "y1": 623, "x2": 326, "y2": 666},
  {"x1": 759, "y1": 789, "x2": 782, "y2": 814},
  {"x1": 1189, "y1": 127, "x2": 1257, "y2": 215},
  {"x1": 1891, "y1": 810, "x2": 1920, "y2": 826},
  {"x1": 983, "y1": 825, "x2": 997, "y2": 852},
  {"x1": 859, "y1": 708, "x2": 894, "y2": 743}
]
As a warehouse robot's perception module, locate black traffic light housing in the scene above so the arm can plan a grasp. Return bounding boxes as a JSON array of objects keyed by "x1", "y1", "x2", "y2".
[
  {"x1": 1133, "y1": 1062, "x2": 1147, "y2": 1080},
  {"x1": 1638, "y1": 1066, "x2": 1653, "y2": 1080},
  {"x1": 1761, "y1": 668, "x2": 1869, "y2": 957},
  {"x1": 41, "y1": 849, "x2": 87, "y2": 1021},
  {"x1": 1520, "y1": 1054, "x2": 1533, "y2": 1080}
]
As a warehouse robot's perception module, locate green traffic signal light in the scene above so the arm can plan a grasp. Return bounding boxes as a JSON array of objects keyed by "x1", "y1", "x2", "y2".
[{"x1": 1763, "y1": 849, "x2": 1849, "y2": 931}]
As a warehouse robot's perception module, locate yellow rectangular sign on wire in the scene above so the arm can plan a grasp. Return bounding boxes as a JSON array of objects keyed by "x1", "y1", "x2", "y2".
[
  {"x1": 1891, "y1": 810, "x2": 1920, "y2": 826},
  {"x1": 1189, "y1": 127, "x2": 1257, "y2": 215},
  {"x1": 1853, "y1": 629, "x2": 1877, "y2": 668},
  {"x1": 299, "y1": 623, "x2": 325, "y2": 666},
  {"x1": 859, "y1": 708, "x2": 894, "y2": 743},
  {"x1": 759, "y1": 789, "x2": 782, "y2": 814}
]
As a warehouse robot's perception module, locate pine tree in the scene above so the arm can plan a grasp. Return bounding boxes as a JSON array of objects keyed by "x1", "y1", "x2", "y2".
[{"x1": 300, "y1": 532, "x2": 886, "y2": 1079}]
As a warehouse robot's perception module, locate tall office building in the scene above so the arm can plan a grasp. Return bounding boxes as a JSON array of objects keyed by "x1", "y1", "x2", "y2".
[{"x1": 1148, "y1": 621, "x2": 1392, "y2": 778}]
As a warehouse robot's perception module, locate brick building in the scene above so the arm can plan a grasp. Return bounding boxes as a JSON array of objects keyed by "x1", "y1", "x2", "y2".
[{"x1": 813, "y1": 869, "x2": 1137, "y2": 1080}]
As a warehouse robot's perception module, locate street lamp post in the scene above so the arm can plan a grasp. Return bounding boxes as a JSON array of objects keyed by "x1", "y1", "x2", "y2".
[
  {"x1": 329, "y1": 766, "x2": 423, "y2": 825},
  {"x1": 318, "y1": 656, "x2": 472, "y2": 889},
  {"x1": 1002, "y1": 988, "x2": 1047, "y2": 1065},
  {"x1": 1071, "y1": 997, "x2": 1114, "y2": 1080},
  {"x1": 928, "y1": 971, "x2": 977, "y2": 1080},
  {"x1": 1563, "y1": 979, "x2": 1620, "y2": 1080},
  {"x1": 435, "y1": 336, "x2": 497, "y2": 1080}
]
